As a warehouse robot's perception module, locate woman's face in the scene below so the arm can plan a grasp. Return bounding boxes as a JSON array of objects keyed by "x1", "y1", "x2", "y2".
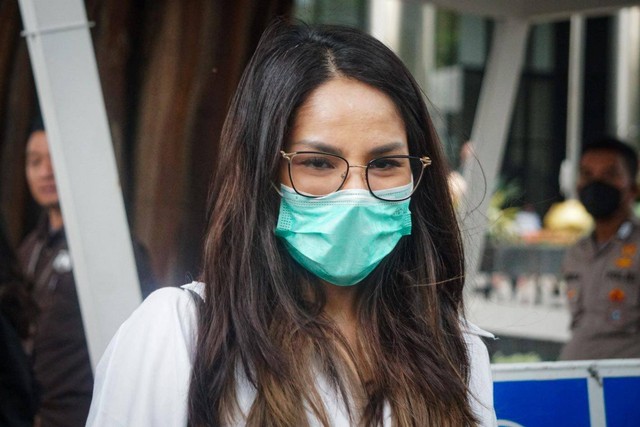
[{"x1": 280, "y1": 77, "x2": 408, "y2": 192}]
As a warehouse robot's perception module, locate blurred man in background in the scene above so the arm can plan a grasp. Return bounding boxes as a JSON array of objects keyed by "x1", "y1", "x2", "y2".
[
  {"x1": 18, "y1": 126, "x2": 156, "y2": 426},
  {"x1": 560, "y1": 137, "x2": 640, "y2": 360}
]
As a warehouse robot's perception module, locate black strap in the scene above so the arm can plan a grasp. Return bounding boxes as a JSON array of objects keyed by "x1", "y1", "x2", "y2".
[{"x1": 184, "y1": 287, "x2": 204, "y2": 307}]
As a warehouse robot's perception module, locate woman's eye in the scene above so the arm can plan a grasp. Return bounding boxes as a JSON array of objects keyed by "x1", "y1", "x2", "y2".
[
  {"x1": 300, "y1": 157, "x2": 335, "y2": 169},
  {"x1": 27, "y1": 158, "x2": 42, "y2": 168},
  {"x1": 370, "y1": 158, "x2": 402, "y2": 169}
]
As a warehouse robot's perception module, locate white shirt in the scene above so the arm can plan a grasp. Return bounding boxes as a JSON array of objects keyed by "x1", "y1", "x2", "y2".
[{"x1": 87, "y1": 282, "x2": 497, "y2": 426}]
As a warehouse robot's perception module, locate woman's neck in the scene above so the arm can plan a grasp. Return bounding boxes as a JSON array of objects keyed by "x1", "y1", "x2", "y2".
[
  {"x1": 322, "y1": 282, "x2": 359, "y2": 346},
  {"x1": 48, "y1": 207, "x2": 64, "y2": 232}
]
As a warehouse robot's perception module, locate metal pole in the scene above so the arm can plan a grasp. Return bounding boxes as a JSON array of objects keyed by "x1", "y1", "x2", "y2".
[
  {"x1": 563, "y1": 15, "x2": 585, "y2": 199},
  {"x1": 461, "y1": 18, "x2": 530, "y2": 282},
  {"x1": 18, "y1": 0, "x2": 142, "y2": 369}
]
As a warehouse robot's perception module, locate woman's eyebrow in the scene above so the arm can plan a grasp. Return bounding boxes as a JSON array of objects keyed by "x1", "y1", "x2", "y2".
[
  {"x1": 291, "y1": 140, "x2": 342, "y2": 156},
  {"x1": 369, "y1": 142, "x2": 406, "y2": 157},
  {"x1": 290, "y1": 140, "x2": 406, "y2": 157}
]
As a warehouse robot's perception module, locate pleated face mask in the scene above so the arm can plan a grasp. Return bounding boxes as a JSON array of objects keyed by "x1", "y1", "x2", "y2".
[{"x1": 275, "y1": 183, "x2": 412, "y2": 286}]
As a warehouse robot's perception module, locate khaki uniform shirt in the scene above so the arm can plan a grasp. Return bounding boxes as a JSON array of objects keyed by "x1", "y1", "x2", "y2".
[{"x1": 560, "y1": 218, "x2": 640, "y2": 360}]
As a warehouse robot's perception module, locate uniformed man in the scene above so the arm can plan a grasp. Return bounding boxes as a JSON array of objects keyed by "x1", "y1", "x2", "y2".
[
  {"x1": 560, "y1": 137, "x2": 640, "y2": 360},
  {"x1": 18, "y1": 128, "x2": 157, "y2": 426}
]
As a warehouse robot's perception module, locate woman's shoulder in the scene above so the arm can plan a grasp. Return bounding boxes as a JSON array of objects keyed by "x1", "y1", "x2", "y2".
[
  {"x1": 87, "y1": 282, "x2": 205, "y2": 426},
  {"x1": 461, "y1": 319, "x2": 495, "y2": 341},
  {"x1": 111, "y1": 281, "x2": 204, "y2": 357},
  {"x1": 142, "y1": 281, "x2": 204, "y2": 308},
  {"x1": 460, "y1": 319, "x2": 498, "y2": 427},
  {"x1": 134, "y1": 282, "x2": 204, "y2": 325},
  {"x1": 128, "y1": 281, "x2": 203, "y2": 325},
  {"x1": 460, "y1": 319, "x2": 494, "y2": 379}
]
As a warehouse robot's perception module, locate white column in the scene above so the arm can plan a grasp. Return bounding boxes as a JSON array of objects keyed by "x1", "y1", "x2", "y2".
[
  {"x1": 421, "y1": 4, "x2": 437, "y2": 76},
  {"x1": 562, "y1": 15, "x2": 585, "y2": 200},
  {"x1": 461, "y1": 18, "x2": 529, "y2": 281},
  {"x1": 368, "y1": 0, "x2": 402, "y2": 52},
  {"x1": 18, "y1": 0, "x2": 142, "y2": 369},
  {"x1": 614, "y1": 7, "x2": 640, "y2": 143},
  {"x1": 409, "y1": 2, "x2": 437, "y2": 94}
]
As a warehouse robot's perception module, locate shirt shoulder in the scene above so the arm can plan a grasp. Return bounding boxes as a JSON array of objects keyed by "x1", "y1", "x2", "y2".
[
  {"x1": 87, "y1": 283, "x2": 202, "y2": 426},
  {"x1": 461, "y1": 320, "x2": 498, "y2": 427},
  {"x1": 627, "y1": 219, "x2": 640, "y2": 241},
  {"x1": 117, "y1": 283, "x2": 200, "y2": 338},
  {"x1": 566, "y1": 235, "x2": 592, "y2": 256}
]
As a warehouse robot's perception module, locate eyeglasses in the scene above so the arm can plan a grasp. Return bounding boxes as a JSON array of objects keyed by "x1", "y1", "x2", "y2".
[{"x1": 280, "y1": 150, "x2": 432, "y2": 202}]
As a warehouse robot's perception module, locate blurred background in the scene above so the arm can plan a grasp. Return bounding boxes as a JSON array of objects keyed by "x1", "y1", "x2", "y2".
[{"x1": 1, "y1": 0, "x2": 639, "y2": 363}]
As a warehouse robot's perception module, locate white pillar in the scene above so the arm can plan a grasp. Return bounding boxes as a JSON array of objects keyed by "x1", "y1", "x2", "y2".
[
  {"x1": 461, "y1": 18, "x2": 530, "y2": 281},
  {"x1": 18, "y1": 0, "x2": 142, "y2": 369},
  {"x1": 407, "y1": 2, "x2": 437, "y2": 94},
  {"x1": 614, "y1": 7, "x2": 640, "y2": 143},
  {"x1": 368, "y1": 0, "x2": 402, "y2": 52},
  {"x1": 421, "y1": 4, "x2": 437, "y2": 76},
  {"x1": 562, "y1": 15, "x2": 585, "y2": 200}
]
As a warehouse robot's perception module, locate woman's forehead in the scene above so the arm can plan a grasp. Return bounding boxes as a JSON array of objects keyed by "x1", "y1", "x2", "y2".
[{"x1": 287, "y1": 77, "x2": 408, "y2": 158}]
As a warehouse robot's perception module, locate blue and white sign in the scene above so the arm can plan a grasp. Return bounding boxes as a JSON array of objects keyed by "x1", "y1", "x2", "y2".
[{"x1": 493, "y1": 359, "x2": 640, "y2": 427}]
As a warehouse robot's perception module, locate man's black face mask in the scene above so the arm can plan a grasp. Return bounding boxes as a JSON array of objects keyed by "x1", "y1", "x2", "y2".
[{"x1": 579, "y1": 181, "x2": 622, "y2": 219}]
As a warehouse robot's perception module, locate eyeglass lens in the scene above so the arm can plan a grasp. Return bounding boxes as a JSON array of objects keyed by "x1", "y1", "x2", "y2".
[{"x1": 288, "y1": 153, "x2": 424, "y2": 201}]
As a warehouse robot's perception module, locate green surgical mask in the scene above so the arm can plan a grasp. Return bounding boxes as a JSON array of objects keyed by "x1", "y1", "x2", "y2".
[{"x1": 275, "y1": 184, "x2": 412, "y2": 286}]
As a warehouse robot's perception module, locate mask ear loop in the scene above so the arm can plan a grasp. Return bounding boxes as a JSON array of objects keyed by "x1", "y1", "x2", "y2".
[
  {"x1": 272, "y1": 182, "x2": 329, "y2": 199},
  {"x1": 271, "y1": 182, "x2": 284, "y2": 197}
]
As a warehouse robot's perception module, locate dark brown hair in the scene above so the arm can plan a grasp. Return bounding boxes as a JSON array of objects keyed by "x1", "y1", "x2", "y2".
[{"x1": 189, "y1": 21, "x2": 475, "y2": 426}]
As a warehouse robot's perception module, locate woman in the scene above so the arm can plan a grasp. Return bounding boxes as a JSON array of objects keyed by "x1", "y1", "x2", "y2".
[{"x1": 88, "y1": 21, "x2": 496, "y2": 426}]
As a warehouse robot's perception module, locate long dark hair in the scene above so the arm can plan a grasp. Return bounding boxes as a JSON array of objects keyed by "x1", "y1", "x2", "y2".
[{"x1": 190, "y1": 21, "x2": 474, "y2": 426}]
